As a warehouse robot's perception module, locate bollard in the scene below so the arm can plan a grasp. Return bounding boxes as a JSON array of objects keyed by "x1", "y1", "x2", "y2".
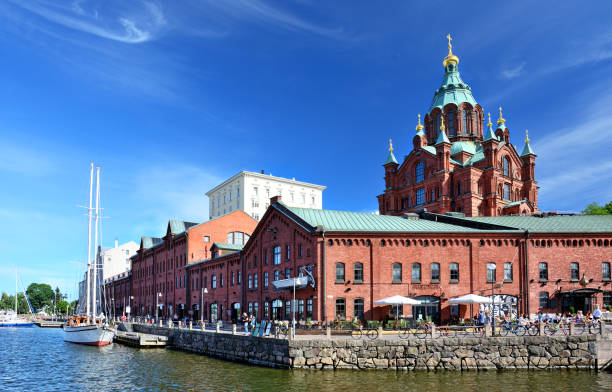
[
  {"x1": 569, "y1": 322, "x2": 575, "y2": 335},
  {"x1": 216, "y1": 323, "x2": 221, "y2": 333},
  {"x1": 288, "y1": 327, "x2": 293, "y2": 341},
  {"x1": 430, "y1": 324, "x2": 437, "y2": 339},
  {"x1": 189, "y1": 321, "x2": 193, "y2": 330},
  {"x1": 159, "y1": 319, "x2": 162, "y2": 328},
  {"x1": 232, "y1": 324, "x2": 237, "y2": 335},
  {"x1": 539, "y1": 322, "x2": 545, "y2": 336},
  {"x1": 326, "y1": 326, "x2": 331, "y2": 339},
  {"x1": 600, "y1": 320, "x2": 606, "y2": 336},
  {"x1": 485, "y1": 323, "x2": 492, "y2": 337}
]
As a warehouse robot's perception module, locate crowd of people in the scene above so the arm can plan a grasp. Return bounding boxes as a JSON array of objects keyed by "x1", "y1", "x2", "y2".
[{"x1": 473, "y1": 304, "x2": 603, "y2": 327}]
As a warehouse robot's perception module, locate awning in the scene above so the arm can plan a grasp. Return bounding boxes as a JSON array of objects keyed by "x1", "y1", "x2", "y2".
[
  {"x1": 560, "y1": 288, "x2": 602, "y2": 295},
  {"x1": 449, "y1": 294, "x2": 493, "y2": 305},
  {"x1": 272, "y1": 276, "x2": 309, "y2": 290},
  {"x1": 374, "y1": 295, "x2": 421, "y2": 305}
]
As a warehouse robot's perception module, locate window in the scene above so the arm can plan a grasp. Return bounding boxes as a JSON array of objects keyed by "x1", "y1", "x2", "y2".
[
  {"x1": 354, "y1": 298, "x2": 364, "y2": 320},
  {"x1": 248, "y1": 302, "x2": 253, "y2": 315},
  {"x1": 503, "y1": 157, "x2": 510, "y2": 177},
  {"x1": 253, "y1": 302, "x2": 259, "y2": 318},
  {"x1": 212, "y1": 275, "x2": 217, "y2": 289},
  {"x1": 412, "y1": 263, "x2": 421, "y2": 283},
  {"x1": 285, "y1": 268, "x2": 290, "y2": 279},
  {"x1": 306, "y1": 298, "x2": 313, "y2": 318},
  {"x1": 204, "y1": 236, "x2": 210, "y2": 243},
  {"x1": 227, "y1": 233, "x2": 233, "y2": 244},
  {"x1": 298, "y1": 244, "x2": 303, "y2": 258},
  {"x1": 254, "y1": 273, "x2": 258, "y2": 288},
  {"x1": 504, "y1": 184, "x2": 511, "y2": 201},
  {"x1": 311, "y1": 196, "x2": 315, "y2": 205},
  {"x1": 462, "y1": 109, "x2": 467, "y2": 132},
  {"x1": 220, "y1": 274, "x2": 223, "y2": 287},
  {"x1": 430, "y1": 189, "x2": 435, "y2": 202},
  {"x1": 235, "y1": 232, "x2": 244, "y2": 245},
  {"x1": 570, "y1": 262, "x2": 580, "y2": 281},
  {"x1": 604, "y1": 292, "x2": 612, "y2": 308},
  {"x1": 392, "y1": 263, "x2": 402, "y2": 283},
  {"x1": 416, "y1": 188, "x2": 425, "y2": 205},
  {"x1": 238, "y1": 271, "x2": 241, "y2": 284},
  {"x1": 447, "y1": 110, "x2": 455, "y2": 136},
  {"x1": 252, "y1": 199, "x2": 259, "y2": 208},
  {"x1": 264, "y1": 250, "x2": 268, "y2": 265},
  {"x1": 335, "y1": 263, "x2": 345, "y2": 282},
  {"x1": 487, "y1": 263, "x2": 496, "y2": 283},
  {"x1": 603, "y1": 262, "x2": 611, "y2": 281},
  {"x1": 354, "y1": 263, "x2": 364, "y2": 283},
  {"x1": 298, "y1": 299, "x2": 304, "y2": 319},
  {"x1": 274, "y1": 270, "x2": 280, "y2": 281},
  {"x1": 264, "y1": 272, "x2": 269, "y2": 288},
  {"x1": 539, "y1": 292, "x2": 549, "y2": 309},
  {"x1": 416, "y1": 162, "x2": 424, "y2": 183},
  {"x1": 266, "y1": 188, "x2": 270, "y2": 198},
  {"x1": 248, "y1": 274, "x2": 253, "y2": 289},
  {"x1": 231, "y1": 271, "x2": 235, "y2": 285},
  {"x1": 286, "y1": 245, "x2": 291, "y2": 261},
  {"x1": 391, "y1": 304, "x2": 403, "y2": 317},
  {"x1": 264, "y1": 301, "x2": 270, "y2": 318},
  {"x1": 504, "y1": 262, "x2": 513, "y2": 282},
  {"x1": 253, "y1": 186, "x2": 258, "y2": 196},
  {"x1": 285, "y1": 300, "x2": 291, "y2": 320},
  {"x1": 335, "y1": 298, "x2": 346, "y2": 320},
  {"x1": 431, "y1": 263, "x2": 440, "y2": 282},
  {"x1": 273, "y1": 246, "x2": 281, "y2": 265},
  {"x1": 229, "y1": 190, "x2": 232, "y2": 201},
  {"x1": 539, "y1": 262, "x2": 548, "y2": 281}
]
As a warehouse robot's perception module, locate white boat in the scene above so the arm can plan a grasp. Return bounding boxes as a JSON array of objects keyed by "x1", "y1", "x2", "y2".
[
  {"x1": 63, "y1": 164, "x2": 115, "y2": 346},
  {"x1": 0, "y1": 270, "x2": 34, "y2": 328}
]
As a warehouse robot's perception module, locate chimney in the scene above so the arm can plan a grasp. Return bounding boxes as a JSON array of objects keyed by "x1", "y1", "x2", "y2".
[
  {"x1": 270, "y1": 195, "x2": 282, "y2": 205},
  {"x1": 115, "y1": 238, "x2": 118, "y2": 248}
]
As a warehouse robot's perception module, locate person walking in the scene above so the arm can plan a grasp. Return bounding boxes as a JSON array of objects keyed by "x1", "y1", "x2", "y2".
[
  {"x1": 593, "y1": 305, "x2": 602, "y2": 320},
  {"x1": 241, "y1": 312, "x2": 249, "y2": 333}
]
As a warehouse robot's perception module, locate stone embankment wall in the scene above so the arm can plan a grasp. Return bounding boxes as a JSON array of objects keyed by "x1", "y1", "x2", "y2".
[
  {"x1": 133, "y1": 324, "x2": 600, "y2": 371},
  {"x1": 133, "y1": 324, "x2": 289, "y2": 368}
]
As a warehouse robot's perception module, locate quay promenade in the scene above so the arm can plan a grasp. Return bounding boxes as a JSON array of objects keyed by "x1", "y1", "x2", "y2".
[{"x1": 129, "y1": 320, "x2": 612, "y2": 371}]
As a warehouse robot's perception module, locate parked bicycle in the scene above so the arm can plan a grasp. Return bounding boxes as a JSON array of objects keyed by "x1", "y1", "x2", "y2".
[
  {"x1": 544, "y1": 319, "x2": 569, "y2": 336},
  {"x1": 350, "y1": 326, "x2": 379, "y2": 340},
  {"x1": 498, "y1": 321, "x2": 526, "y2": 336}
]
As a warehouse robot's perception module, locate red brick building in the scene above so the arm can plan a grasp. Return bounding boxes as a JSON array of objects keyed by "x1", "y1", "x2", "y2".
[
  {"x1": 378, "y1": 39, "x2": 538, "y2": 217},
  {"x1": 126, "y1": 210, "x2": 257, "y2": 319},
  {"x1": 183, "y1": 197, "x2": 611, "y2": 325}
]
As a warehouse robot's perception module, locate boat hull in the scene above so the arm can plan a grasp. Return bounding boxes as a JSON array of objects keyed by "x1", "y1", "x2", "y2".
[
  {"x1": 63, "y1": 324, "x2": 115, "y2": 346},
  {"x1": 0, "y1": 322, "x2": 34, "y2": 327}
]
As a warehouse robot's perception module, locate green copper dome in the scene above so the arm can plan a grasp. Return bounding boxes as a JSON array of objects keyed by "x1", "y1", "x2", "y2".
[{"x1": 430, "y1": 62, "x2": 478, "y2": 112}]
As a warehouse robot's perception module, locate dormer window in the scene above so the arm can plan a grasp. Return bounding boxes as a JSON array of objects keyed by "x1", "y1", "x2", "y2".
[{"x1": 415, "y1": 162, "x2": 424, "y2": 183}]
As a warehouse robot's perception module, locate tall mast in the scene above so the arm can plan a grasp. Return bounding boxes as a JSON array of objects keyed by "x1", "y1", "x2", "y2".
[
  {"x1": 92, "y1": 166, "x2": 100, "y2": 318},
  {"x1": 15, "y1": 268, "x2": 17, "y2": 314},
  {"x1": 86, "y1": 163, "x2": 94, "y2": 318}
]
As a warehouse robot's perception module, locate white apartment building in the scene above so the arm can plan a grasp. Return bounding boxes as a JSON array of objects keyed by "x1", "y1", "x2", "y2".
[
  {"x1": 102, "y1": 239, "x2": 139, "y2": 280},
  {"x1": 206, "y1": 171, "x2": 326, "y2": 221}
]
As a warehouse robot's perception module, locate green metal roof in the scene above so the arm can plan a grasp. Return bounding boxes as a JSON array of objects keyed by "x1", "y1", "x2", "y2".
[
  {"x1": 169, "y1": 220, "x2": 199, "y2": 235},
  {"x1": 385, "y1": 150, "x2": 398, "y2": 165},
  {"x1": 435, "y1": 128, "x2": 450, "y2": 145},
  {"x1": 430, "y1": 64, "x2": 478, "y2": 112},
  {"x1": 422, "y1": 146, "x2": 436, "y2": 155},
  {"x1": 450, "y1": 141, "x2": 478, "y2": 155},
  {"x1": 283, "y1": 205, "x2": 482, "y2": 233},
  {"x1": 484, "y1": 122, "x2": 498, "y2": 141},
  {"x1": 463, "y1": 215, "x2": 612, "y2": 233},
  {"x1": 212, "y1": 242, "x2": 244, "y2": 251},
  {"x1": 521, "y1": 141, "x2": 536, "y2": 156},
  {"x1": 141, "y1": 236, "x2": 163, "y2": 249}
]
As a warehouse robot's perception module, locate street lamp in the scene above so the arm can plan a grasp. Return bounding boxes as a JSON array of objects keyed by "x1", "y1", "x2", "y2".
[
  {"x1": 156, "y1": 292, "x2": 162, "y2": 322},
  {"x1": 487, "y1": 263, "x2": 497, "y2": 334},
  {"x1": 201, "y1": 287, "x2": 208, "y2": 324},
  {"x1": 128, "y1": 296, "x2": 133, "y2": 320}
]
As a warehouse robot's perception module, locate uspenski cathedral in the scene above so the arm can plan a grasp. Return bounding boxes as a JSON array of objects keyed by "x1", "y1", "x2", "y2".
[{"x1": 378, "y1": 35, "x2": 538, "y2": 217}]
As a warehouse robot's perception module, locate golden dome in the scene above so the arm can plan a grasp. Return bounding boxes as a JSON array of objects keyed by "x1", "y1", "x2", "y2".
[
  {"x1": 497, "y1": 106, "x2": 506, "y2": 125},
  {"x1": 416, "y1": 114, "x2": 424, "y2": 131},
  {"x1": 443, "y1": 34, "x2": 459, "y2": 67}
]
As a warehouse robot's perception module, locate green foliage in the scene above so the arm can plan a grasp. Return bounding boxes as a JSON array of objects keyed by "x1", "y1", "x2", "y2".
[
  {"x1": 0, "y1": 292, "x2": 31, "y2": 314},
  {"x1": 26, "y1": 283, "x2": 54, "y2": 311},
  {"x1": 582, "y1": 201, "x2": 612, "y2": 215}
]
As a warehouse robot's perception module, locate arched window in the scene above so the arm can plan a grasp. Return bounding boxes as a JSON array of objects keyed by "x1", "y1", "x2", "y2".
[
  {"x1": 435, "y1": 113, "x2": 441, "y2": 139},
  {"x1": 539, "y1": 262, "x2": 548, "y2": 281},
  {"x1": 354, "y1": 298, "x2": 364, "y2": 320},
  {"x1": 486, "y1": 262, "x2": 496, "y2": 282},
  {"x1": 392, "y1": 263, "x2": 402, "y2": 283},
  {"x1": 431, "y1": 262, "x2": 440, "y2": 282},
  {"x1": 335, "y1": 262, "x2": 345, "y2": 282},
  {"x1": 335, "y1": 298, "x2": 346, "y2": 320},
  {"x1": 462, "y1": 109, "x2": 467, "y2": 133},
  {"x1": 447, "y1": 110, "x2": 455, "y2": 136},
  {"x1": 450, "y1": 263, "x2": 459, "y2": 281},
  {"x1": 412, "y1": 263, "x2": 421, "y2": 283},
  {"x1": 503, "y1": 157, "x2": 510, "y2": 177},
  {"x1": 570, "y1": 262, "x2": 580, "y2": 281},
  {"x1": 603, "y1": 262, "x2": 611, "y2": 281},
  {"x1": 504, "y1": 184, "x2": 511, "y2": 201},
  {"x1": 539, "y1": 292, "x2": 549, "y2": 309},
  {"x1": 354, "y1": 262, "x2": 364, "y2": 283},
  {"x1": 416, "y1": 162, "x2": 424, "y2": 183}
]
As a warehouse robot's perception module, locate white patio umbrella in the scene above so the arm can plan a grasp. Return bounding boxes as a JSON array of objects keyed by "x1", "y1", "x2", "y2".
[
  {"x1": 449, "y1": 294, "x2": 492, "y2": 321},
  {"x1": 374, "y1": 295, "x2": 421, "y2": 320}
]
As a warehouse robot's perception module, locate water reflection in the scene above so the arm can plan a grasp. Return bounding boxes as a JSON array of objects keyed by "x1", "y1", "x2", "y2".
[{"x1": 1, "y1": 328, "x2": 611, "y2": 392}]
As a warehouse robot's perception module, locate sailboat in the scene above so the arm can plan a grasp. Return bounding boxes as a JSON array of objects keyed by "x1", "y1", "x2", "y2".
[
  {"x1": 0, "y1": 270, "x2": 34, "y2": 327},
  {"x1": 63, "y1": 163, "x2": 115, "y2": 346}
]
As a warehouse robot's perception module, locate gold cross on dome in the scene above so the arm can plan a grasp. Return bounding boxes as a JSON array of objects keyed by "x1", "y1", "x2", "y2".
[
  {"x1": 525, "y1": 129, "x2": 530, "y2": 143},
  {"x1": 389, "y1": 138, "x2": 394, "y2": 152},
  {"x1": 447, "y1": 34, "x2": 452, "y2": 51}
]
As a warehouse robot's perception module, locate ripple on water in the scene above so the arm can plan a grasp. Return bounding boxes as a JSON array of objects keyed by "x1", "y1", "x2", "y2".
[{"x1": 2, "y1": 328, "x2": 612, "y2": 392}]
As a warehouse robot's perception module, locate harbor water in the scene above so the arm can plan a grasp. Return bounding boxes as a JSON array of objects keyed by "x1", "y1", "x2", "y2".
[{"x1": 2, "y1": 327, "x2": 612, "y2": 391}]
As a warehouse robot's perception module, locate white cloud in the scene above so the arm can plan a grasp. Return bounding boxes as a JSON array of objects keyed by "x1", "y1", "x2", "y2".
[
  {"x1": 8, "y1": 0, "x2": 166, "y2": 44},
  {"x1": 500, "y1": 62, "x2": 525, "y2": 79}
]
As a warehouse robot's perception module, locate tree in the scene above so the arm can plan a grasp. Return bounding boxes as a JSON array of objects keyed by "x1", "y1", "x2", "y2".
[
  {"x1": 583, "y1": 201, "x2": 612, "y2": 215},
  {"x1": 26, "y1": 283, "x2": 54, "y2": 311}
]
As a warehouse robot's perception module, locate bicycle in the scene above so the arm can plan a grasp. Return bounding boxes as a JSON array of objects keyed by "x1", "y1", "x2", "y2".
[
  {"x1": 498, "y1": 322, "x2": 526, "y2": 336},
  {"x1": 544, "y1": 320, "x2": 569, "y2": 336},
  {"x1": 415, "y1": 323, "x2": 432, "y2": 339},
  {"x1": 351, "y1": 326, "x2": 379, "y2": 340}
]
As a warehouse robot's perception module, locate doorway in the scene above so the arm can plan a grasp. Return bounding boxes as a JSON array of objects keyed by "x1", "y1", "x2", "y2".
[{"x1": 412, "y1": 295, "x2": 441, "y2": 325}]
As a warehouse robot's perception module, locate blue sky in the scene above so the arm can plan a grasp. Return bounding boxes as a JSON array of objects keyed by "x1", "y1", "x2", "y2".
[{"x1": 1, "y1": 1, "x2": 611, "y2": 299}]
